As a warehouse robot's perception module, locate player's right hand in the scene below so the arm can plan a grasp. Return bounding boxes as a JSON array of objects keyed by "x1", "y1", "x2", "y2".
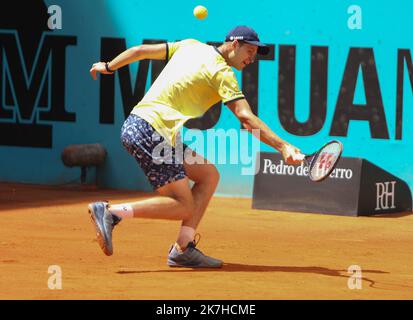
[
  {"x1": 281, "y1": 143, "x2": 304, "y2": 165},
  {"x1": 89, "y1": 62, "x2": 113, "y2": 80}
]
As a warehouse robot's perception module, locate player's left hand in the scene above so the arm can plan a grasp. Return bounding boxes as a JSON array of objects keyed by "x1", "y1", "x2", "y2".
[{"x1": 90, "y1": 62, "x2": 113, "y2": 80}]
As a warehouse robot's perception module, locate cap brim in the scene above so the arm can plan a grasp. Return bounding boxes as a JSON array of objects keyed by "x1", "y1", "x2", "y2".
[{"x1": 244, "y1": 40, "x2": 270, "y2": 55}]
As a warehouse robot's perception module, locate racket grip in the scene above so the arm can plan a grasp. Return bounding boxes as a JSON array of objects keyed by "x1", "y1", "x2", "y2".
[
  {"x1": 303, "y1": 155, "x2": 312, "y2": 164},
  {"x1": 294, "y1": 153, "x2": 305, "y2": 161}
]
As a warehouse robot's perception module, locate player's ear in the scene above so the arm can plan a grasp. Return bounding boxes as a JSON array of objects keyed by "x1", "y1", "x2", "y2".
[{"x1": 231, "y1": 39, "x2": 239, "y2": 50}]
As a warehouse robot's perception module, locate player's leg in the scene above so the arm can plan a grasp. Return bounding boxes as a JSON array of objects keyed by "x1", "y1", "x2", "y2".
[
  {"x1": 181, "y1": 148, "x2": 220, "y2": 230},
  {"x1": 89, "y1": 114, "x2": 222, "y2": 266},
  {"x1": 89, "y1": 114, "x2": 196, "y2": 255},
  {"x1": 164, "y1": 148, "x2": 222, "y2": 268},
  {"x1": 115, "y1": 113, "x2": 196, "y2": 220},
  {"x1": 127, "y1": 177, "x2": 194, "y2": 221},
  {"x1": 154, "y1": 168, "x2": 222, "y2": 268},
  {"x1": 88, "y1": 177, "x2": 195, "y2": 256}
]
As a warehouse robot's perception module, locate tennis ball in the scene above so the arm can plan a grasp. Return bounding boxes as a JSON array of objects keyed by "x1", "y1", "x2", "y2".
[{"x1": 193, "y1": 5, "x2": 208, "y2": 20}]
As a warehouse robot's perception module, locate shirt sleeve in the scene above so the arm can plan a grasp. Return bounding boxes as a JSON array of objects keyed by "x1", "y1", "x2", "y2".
[
  {"x1": 210, "y1": 67, "x2": 245, "y2": 104},
  {"x1": 167, "y1": 39, "x2": 204, "y2": 62},
  {"x1": 166, "y1": 41, "x2": 181, "y2": 62}
]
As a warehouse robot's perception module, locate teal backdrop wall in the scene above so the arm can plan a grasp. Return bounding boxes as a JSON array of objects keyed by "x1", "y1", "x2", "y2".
[{"x1": 0, "y1": 0, "x2": 412, "y2": 198}]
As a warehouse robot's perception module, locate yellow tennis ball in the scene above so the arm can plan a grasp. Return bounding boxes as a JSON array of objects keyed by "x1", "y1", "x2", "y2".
[{"x1": 193, "y1": 5, "x2": 208, "y2": 20}]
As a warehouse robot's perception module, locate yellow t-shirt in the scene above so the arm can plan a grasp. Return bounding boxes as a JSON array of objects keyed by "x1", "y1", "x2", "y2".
[{"x1": 131, "y1": 39, "x2": 245, "y2": 145}]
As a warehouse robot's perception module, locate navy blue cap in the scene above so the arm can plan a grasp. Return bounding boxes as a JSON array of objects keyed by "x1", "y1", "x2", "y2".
[{"x1": 225, "y1": 25, "x2": 269, "y2": 55}]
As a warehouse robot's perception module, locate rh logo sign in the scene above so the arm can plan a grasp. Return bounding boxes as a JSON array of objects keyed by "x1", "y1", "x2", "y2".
[{"x1": 375, "y1": 181, "x2": 396, "y2": 211}]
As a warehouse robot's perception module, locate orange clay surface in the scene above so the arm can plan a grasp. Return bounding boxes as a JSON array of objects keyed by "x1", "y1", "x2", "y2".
[{"x1": 1, "y1": 182, "x2": 413, "y2": 300}]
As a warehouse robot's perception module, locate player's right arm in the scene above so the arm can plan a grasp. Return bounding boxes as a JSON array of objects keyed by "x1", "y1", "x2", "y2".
[
  {"x1": 227, "y1": 98, "x2": 302, "y2": 165},
  {"x1": 89, "y1": 43, "x2": 167, "y2": 80}
]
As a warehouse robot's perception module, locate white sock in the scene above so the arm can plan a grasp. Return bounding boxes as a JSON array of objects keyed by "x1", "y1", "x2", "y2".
[
  {"x1": 177, "y1": 226, "x2": 196, "y2": 249},
  {"x1": 108, "y1": 204, "x2": 134, "y2": 219}
]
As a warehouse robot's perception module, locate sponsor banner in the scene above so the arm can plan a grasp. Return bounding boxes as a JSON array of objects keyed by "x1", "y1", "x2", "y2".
[
  {"x1": 253, "y1": 153, "x2": 411, "y2": 216},
  {"x1": 262, "y1": 158, "x2": 354, "y2": 180}
]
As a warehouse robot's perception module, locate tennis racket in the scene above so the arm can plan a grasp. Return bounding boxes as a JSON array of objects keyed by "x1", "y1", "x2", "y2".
[{"x1": 288, "y1": 140, "x2": 343, "y2": 182}]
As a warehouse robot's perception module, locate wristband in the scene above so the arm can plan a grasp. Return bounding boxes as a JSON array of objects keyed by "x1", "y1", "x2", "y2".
[{"x1": 105, "y1": 62, "x2": 115, "y2": 73}]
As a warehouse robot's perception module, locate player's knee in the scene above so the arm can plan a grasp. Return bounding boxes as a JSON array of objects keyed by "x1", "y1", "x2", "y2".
[
  {"x1": 208, "y1": 165, "x2": 220, "y2": 186},
  {"x1": 213, "y1": 166, "x2": 220, "y2": 182}
]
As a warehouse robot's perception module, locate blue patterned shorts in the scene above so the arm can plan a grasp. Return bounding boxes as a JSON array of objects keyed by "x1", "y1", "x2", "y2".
[{"x1": 120, "y1": 114, "x2": 188, "y2": 190}]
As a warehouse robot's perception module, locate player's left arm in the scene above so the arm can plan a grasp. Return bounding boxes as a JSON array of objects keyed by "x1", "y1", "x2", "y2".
[
  {"x1": 226, "y1": 98, "x2": 302, "y2": 164},
  {"x1": 90, "y1": 43, "x2": 167, "y2": 80}
]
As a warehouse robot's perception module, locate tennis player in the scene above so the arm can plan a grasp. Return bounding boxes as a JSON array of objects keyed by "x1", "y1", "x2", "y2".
[{"x1": 88, "y1": 25, "x2": 303, "y2": 268}]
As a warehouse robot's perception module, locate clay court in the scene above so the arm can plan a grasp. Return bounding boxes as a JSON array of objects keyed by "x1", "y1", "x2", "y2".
[{"x1": 1, "y1": 182, "x2": 412, "y2": 300}]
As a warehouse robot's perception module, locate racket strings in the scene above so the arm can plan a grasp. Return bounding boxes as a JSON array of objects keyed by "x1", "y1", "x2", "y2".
[{"x1": 309, "y1": 142, "x2": 342, "y2": 181}]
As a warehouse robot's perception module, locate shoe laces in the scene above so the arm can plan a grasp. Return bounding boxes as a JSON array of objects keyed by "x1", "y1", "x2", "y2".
[
  {"x1": 102, "y1": 201, "x2": 121, "y2": 226},
  {"x1": 112, "y1": 214, "x2": 122, "y2": 226},
  {"x1": 194, "y1": 233, "x2": 201, "y2": 246},
  {"x1": 187, "y1": 233, "x2": 204, "y2": 254}
]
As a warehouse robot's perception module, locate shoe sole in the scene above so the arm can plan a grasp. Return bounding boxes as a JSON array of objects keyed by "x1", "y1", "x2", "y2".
[
  {"x1": 167, "y1": 260, "x2": 223, "y2": 268},
  {"x1": 88, "y1": 205, "x2": 112, "y2": 256}
]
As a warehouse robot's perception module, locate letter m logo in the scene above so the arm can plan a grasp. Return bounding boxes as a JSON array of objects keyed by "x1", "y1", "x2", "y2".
[{"x1": 0, "y1": 31, "x2": 76, "y2": 148}]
